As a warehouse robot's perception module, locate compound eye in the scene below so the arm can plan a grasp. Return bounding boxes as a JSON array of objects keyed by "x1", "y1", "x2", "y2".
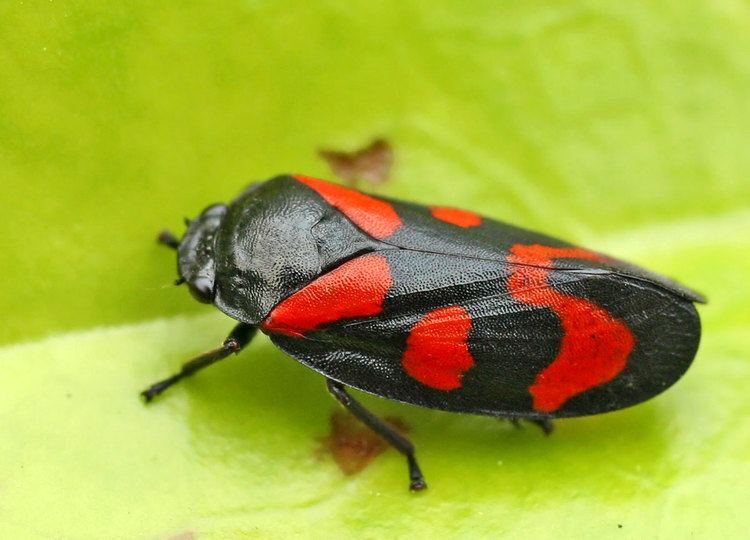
[
  {"x1": 189, "y1": 277, "x2": 214, "y2": 304},
  {"x1": 201, "y1": 204, "x2": 226, "y2": 219}
]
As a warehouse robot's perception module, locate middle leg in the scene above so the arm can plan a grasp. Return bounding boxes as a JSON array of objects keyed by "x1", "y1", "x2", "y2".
[{"x1": 326, "y1": 378, "x2": 427, "y2": 491}]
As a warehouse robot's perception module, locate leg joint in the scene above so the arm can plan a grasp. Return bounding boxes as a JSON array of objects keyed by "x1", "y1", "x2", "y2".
[
  {"x1": 223, "y1": 336, "x2": 242, "y2": 353},
  {"x1": 326, "y1": 379, "x2": 351, "y2": 405}
]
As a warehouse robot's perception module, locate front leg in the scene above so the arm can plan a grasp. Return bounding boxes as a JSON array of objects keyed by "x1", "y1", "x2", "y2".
[
  {"x1": 326, "y1": 378, "x2": 427, "y2": 491},
  {"x1": 141, "y1": 323, "x2": 257, "y2": 402},
  {"x1": 508, "y1": 417, "x2": 555, "y2": 435}
]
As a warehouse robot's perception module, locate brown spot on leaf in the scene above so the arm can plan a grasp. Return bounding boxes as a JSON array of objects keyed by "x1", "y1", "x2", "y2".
[
  {"x1": 320, "y1": 410, "x2": 408, "y2": 475},
  {"x1": 167, "y1": 532, "x2": 195, "y2": 540},
  {"x1": 318, "y1": 139, "x2": 393, "y2": 186}
]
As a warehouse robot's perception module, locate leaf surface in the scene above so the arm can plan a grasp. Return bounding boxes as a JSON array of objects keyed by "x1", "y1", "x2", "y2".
[{"x1": 1, "y1": 1, "x2": 749, "y2": 538}]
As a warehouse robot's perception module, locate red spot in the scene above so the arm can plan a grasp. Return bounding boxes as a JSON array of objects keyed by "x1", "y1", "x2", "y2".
[
  {"x1": 294, "y1": 175, "x2": 402, "y2": 239},
  {"x1": 430, "y1": 206, "x2": 482, "y2": 228},
  {"x1": 507, "y1": 244, "x2": 636, "y2": 413},
  {"x1": 402, "y1": 306, "x2": 475, "y2": 391},
  {"x1": 262, "y1": 253, "x2": 392, "y2": 336}
]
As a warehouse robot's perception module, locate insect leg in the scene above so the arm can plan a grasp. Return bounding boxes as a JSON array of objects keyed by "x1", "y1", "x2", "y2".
[
  {"x1": 325, "y1": 378, "x2": 426, "y2": 491},
  {"x1": 499, "y1": 416, "x2": 554, "y2": 435},
  {"x1": 141, "y1": 323, "x2": 257, "y2": 402},
  {"x1": 530, "y1": 418, "x2": 554, "y2": 436}
]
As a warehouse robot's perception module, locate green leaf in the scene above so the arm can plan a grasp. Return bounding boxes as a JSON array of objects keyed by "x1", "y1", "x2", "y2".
[{"x1": 2, "y1": 1, "x2": 748, "y2": 537}]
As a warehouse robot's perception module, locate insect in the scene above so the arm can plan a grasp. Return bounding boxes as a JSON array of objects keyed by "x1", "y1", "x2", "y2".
[{"x1": 143, "y1": 175, "x2": 704, "y2": 491}]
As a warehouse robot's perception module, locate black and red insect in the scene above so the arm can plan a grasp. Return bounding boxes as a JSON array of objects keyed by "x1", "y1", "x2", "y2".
[{"x1": 143, "y1": 175, "x2": 704, "y2": 490}]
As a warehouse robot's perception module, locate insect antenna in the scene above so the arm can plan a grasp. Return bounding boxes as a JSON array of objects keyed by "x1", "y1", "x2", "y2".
[{"x1": 157, "y1": 230, "x2": 180, "y2": 249}]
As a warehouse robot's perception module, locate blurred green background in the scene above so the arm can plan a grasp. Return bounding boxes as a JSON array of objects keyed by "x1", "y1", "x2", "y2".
[{"x1": 1, "y1": 1, "x2": 748, "y2": 538}]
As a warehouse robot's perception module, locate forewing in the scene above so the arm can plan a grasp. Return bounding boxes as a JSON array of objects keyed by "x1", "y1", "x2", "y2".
[
  {"x1": 291, "y1": 176, "x2": 704, "y2": 303},
  {"x1": 265, "y1": 249, "x2": 700, "y2": 418},
  {"x1": 382, "y1": 197, "x2": 705, "y2": 303}
]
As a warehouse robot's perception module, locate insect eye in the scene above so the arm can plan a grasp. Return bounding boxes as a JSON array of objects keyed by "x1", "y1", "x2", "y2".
[
  {"x1": 189, "y1": 277, "x2": 214, "y2": 304},
  {"x1": 201, "y1": 204, "x2": 226, "y2": 219}
]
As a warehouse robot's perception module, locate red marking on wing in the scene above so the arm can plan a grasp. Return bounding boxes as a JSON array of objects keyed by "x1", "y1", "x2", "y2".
[
  {"x1": 430, "y1": 206, "x2": 483, "y2": 228},
  {"x1": 402, "y1": 306, "x2": 475, "y2": 391},
  {"x1": 261, "y1": 253, "x2": 392, "y2": 336},
  {"x1": 294, "y1": 175, "x2": 402, "y2": 239},
  {"x1": 507, "y1": 244, "x2": 635, "y2": 413}
]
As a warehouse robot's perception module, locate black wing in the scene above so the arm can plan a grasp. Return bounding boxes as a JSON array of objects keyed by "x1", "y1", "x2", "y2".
[
  {"x1": 380, "y1": 196, "x2": 705, "y2": 304},
  {"x1": 266, "y1": 249, "x2": 700, "y2": 418}
]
